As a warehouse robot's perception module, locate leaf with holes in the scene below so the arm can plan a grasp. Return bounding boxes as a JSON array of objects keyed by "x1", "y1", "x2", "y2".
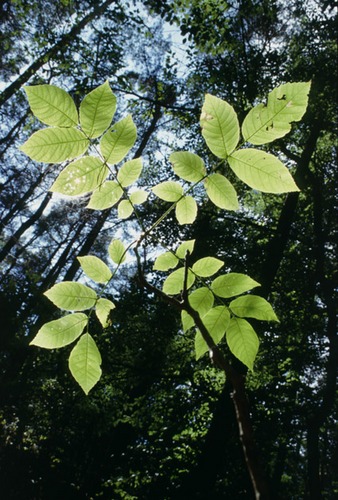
[{"x1": 50, "y1": 157, "x2": 108, "y2": 196}]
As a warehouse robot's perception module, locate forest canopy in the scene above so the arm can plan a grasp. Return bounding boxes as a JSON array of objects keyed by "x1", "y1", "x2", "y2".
[{"x1": 0, "y1": 0, "x2": 337, "y2": 498}]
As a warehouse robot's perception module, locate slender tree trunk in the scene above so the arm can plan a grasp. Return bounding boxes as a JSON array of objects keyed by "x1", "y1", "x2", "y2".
[
  {"x1": 0, "y1": 0, "x2": 116, "y2": 107},
  {"x1": 0, "y1": 192, "x2": 52, "y2": 262}
]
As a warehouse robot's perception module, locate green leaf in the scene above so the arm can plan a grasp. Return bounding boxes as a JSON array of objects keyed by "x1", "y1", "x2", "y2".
[
  {"x1": 175, "y1": 196, "x2": 198, "y2": 225},
  {"x1": 117, "y1": 158, "x2": 143, "y2": 187},
  {"x1": 80, "y1": 81, "x2": 116, "y2": 138},
  {"x1": 87, "y1": 181, "x2": 123, "y2": 210},
  {"x1": 228, "y1": 149, "x2": 300, "y2": 193},
  {"x1": 24, "y1": 84, "x2": 78, "y2": 127},
  {"x1": 181, "y1": 287, "x2": 214, "y2": 332},
  {"x1": 77, "y1": 255, "x2": 112, "y2": 283},
  {"x1": 170, "y1": 151, "x2": 206, "y2": 182},
  {"x1": 108, "y1": 239, "x2": 126, "y2": 264},
  {"x1": 195, "y1": 306, "x2": 230, "y2": 359},
  {"x1": 153, "y1": 251, "x2": 179, "y2": 271},
  {"x1": 192, "y1": 257, "x2": 224, "y2": 277},
  {"x1": 69, "y1": 333, "x2": 102, "y2": 395},
  {"x1": 117, "y1": 199, "x2": 134, "y2": 219},
  {"x1": 95, "y1": 298, "x2": 115, "y2": 328},
  {"x1": 242, "y1": 81, "x2": 311, "y2": 145},
  {"x1": 229, "y1": 295, "x2": 279, "y2": 322},
  {"x1": 50, "y1": 157, "x2": 108, "y2": 196},
  {"x1": 200, "y1": 94, "x2": 240, "y2": 158},
  {"x1": 152, "y1": 181, "x2": 183, "y2": 202},
  {"x1": 44, "y1": 282, "x2": 97, "y2": 311},
  {"x1": 129, "y1": 189, "x2": 149, "y2": 205},
  {"x1": 20, "y1": 127, "x2": 89, "y2": 163},
  {"x1": 162, "y1": 268, "x2": 195, "y2": 295},
  {"x1": 211, "y1": 273, "x2": 260, "y2": 298},
  {"x1": 226, "y1": 317, "x2": 259, "y2": 371},
  {"x1": 100, "y1": 115, "x2": 137, "y2": 164},
  {"x1": 30, "y1": 313, "x2": 87, "y2": 349},
  {"x1": 176, "y1": 240, "x2": 195, "y2": 259},
  {"x1": 205, "y1": 173, "x2": 239, "y2": 210}
]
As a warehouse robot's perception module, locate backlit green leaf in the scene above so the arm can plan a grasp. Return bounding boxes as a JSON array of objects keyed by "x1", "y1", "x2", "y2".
[
  {"x1": 108, "y1": 239, "x2": 126, "y2": 264},
  {"x1": 211, "y1": 273, "x2": 260, "y2": 298},
  {"x1": 176, "y1": 240, "x2": 195, "y2": 259},
  {"x1": 30, "y1": 313, "x2": 87, "y2": 349},
  {"x1": 170, "y1": 151, "x2": 206, "y2": 182},
  {"x1": 242, "y1": 82, "x2": 311, "y2": 145},
  {"x1": 20, "y1": 127, "x2": 89, "y2": 163},
  {"x1": 162, "y1": 267, "x2": 195, "y2": 295},
  {"x1": 129, "y1": 189, "x2": 149, "y2": 205},
  {"x1": 80, "y1": 81, "x2": 116, "y2": 138},
  {"x1": 25, "y1": 84, "x2": 78, "y2": 127},
  {"x1": 44, "y1": 282, "x2": 97, "y2": 311},
  {"x1": 153, "y1": 251, "x2": 179, "y2": 271},
  {"x1": 152, "y1": 181, "x2": 183, "y2": 202},
  {"x1": 229, "y1": 295, "x2": 279, "y2": 322},
  {"x1": 175, "y1": 196, "x2": 198, "y2": 225},
  {"x1": 228, "y1": 149, "x2": 299, "y2": 193},
  {"x1": 77, "y1": 255, "x2": 112, "y2": 283},
  {"x1": 50, "y1": 157, "x2": 108, "y2": 196},
  {"x1": 100, "y1": 115, "x2": 137, "y2": 164},
  {"x1": 181, "y1": 287, "x2": 214, "y2": 332},
  {"x1": 95, "y1": 298, "x2": 115, "y2": 328},
  {"x1": 87, "y1": 181, "x2": 123, "y2": 210},
  {"x1": 226, "y1": 317, "x2": 259, "y2": 371},
  {"x1": 117, "y1": 158, "x2": 142, "y2": 187},
  {"x1": 192, "y1": 257, "x2": 224, "y2": 277},
  {"x1": 195, "y1": 306, "x2": 230, "y2": 359},
  {"x1": 200, "y1": 94, "x2": 240, "y2": 158},
  {"x1": 117, "y1": 199, "x2": 134, "y2": 219},
  {"x1": 69, "y1": 333, "x2": 102, "y2": 394},
  {"x1": 205, "y1": 173, "x2": 239, "y2": 210}
]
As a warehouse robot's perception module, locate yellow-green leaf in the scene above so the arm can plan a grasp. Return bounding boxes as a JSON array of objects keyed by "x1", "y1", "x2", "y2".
[
  {"x1": 162, "y1": 267, "x2": 195, "y2": 295},
  {"x1": 195, "y1": 306, "x2": 230, "y2": 359},
  {"x1": 229, "y1": 295, "x2": 279, "y2": 322},
  {"x1": 69, "y1": 333, "x2": 102, "y2": 394},
  {"x1": 152, "y1": 181, "x2": 183, "y2": 202},
  {"x1": 80, "y1": 81, "x2": 116, "y2": 138},
  {"x1": 205, "y1": 173, "x2": 239, "y2": 210},
  {"x1": 108, "y1": 239, "x2": 126, "y2": 264},
  {"x1": 226, "y1": 317, "x2": 259, "y2": 371},
  {"x1": 117, "y1": 158, "x2": 142, "y2": 187},
  {"x1": 117, "y1": 199, "x2": 134, "y2": 219},
  {"x1": 211, "y1": 273, "x2": 260, "y2": 298},
  {"x1": 175, "y1": 196, "x2": 198, "y2": 225},
  {"x1": 77, "y1": 255, "x2": 112, "y2": 283},
  {"x1": 153, "y1": 251, "x2": 179, "y2": 271},
  {"x1": 170, "y1": 151, "x2": 206, "y2": 182},
  {"x1": 200, "y1": 94, "x2": 240, "y2": 158},
  {"x1": 87, "y1": 181, "x2": 123, "y2": 210},
  {"x1": 30, "y1": 313, "x2": 87, "y2": 349},
  {"x1": 192, "y1": 257, "x2": 224, "y2": 277},
  {"x1": 24, "y1": 84, "x2": 78, "y2": 127},
  {"x1": 50, "y1": 157, "x2": 108, "y2": 196},
  {"x1": 20, "y1": 127, "x2": 89, "y2": 163},
  {"x1": 95, "y1": 298, "x2": 115, "y2": 328},
  {"x1": 228, "y1": 149, "x2": 300, "y2": 193},
  {"x1": 44, "y1": 282, "x2": 97, "y2": 311},
  {"x1": 100, "y1": 115, "x2": 136, "y2": 164}
]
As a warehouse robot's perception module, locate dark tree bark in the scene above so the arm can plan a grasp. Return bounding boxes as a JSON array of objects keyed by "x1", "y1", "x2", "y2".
[{"x1": 0, "y1": 0, "x2": 117, "y2": 107}]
